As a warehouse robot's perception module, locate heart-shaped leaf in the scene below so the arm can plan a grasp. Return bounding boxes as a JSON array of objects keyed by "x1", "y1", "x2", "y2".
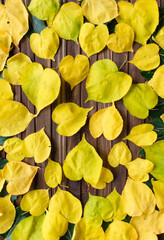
[
  {"x1": 59, "y1": 54, "x2": 90, "y2": 90},
  {"x1": 124, "y1": 123, "x2": 157, "y2": 147},
  {"x1": 0, "y1": 78, "x2": 13, "y2": 101},
  {"x1": 89, "y1": 103, "x2": 123, "y2": 140},
  {"x1": 0, "y1": 0, "x2": 29, "y2": 45},
  {"x1": 63, "y1": 135, "x2": 103, "y2": 185},
  {"x1": 153, "y1": 26, "x2": 164, "y2": 49},
  {"x1": 21, "y1": 62, "x2": 61, "y2": 114},
  {"x1": 79, "y1": 23, "x2": 108, "y2": 57},
  {"x1": 92, "y1": 167, "x2": 113, "y2": 190},
  {"x1": 50, "y1": 2, "x2": 83, "y2": 43},
  {"x1": 3, "y1": 53, "x2": 32, "y2": 85},
  {"x1": 107, "y1": 23, "x2": 134, "y2": 53},
  {"x1": 52, "y1": 102, "x2": 92, "y2": 136},
  {"x1": 148, "y1": 65, "x2": 164, "y2": 98},
  {"x1": 116, "y1": 0, "x2": 159, "y2": 45},
  {"x1": 86, "y1": 59, "x2": 132, "y2": 103},
  {"x1": 123, "y1": 83, "x2": 158, "y2": 119},
  {"x1": 30, "y1": 28, "x2": 59, "y2": 60},
  {"x1": 152, "y1": 180, "x2": 164, "y2": 212},
  {"x1": 0, "y1": 30, "x2": 11, "y2": 72},
  {"x1": 129, "y1": 43, "x2": 160, "y2": 71}
]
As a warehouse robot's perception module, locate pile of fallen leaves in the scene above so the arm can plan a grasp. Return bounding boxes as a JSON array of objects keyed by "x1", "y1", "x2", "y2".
[{"x1": 0, "y1": 0, "x2": 164, "y2": 239}]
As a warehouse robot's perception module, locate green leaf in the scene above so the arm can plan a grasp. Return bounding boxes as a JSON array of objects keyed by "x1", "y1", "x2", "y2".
[
  {"x1": 149, "y1": 118, "x2": 164, "y2": 140},
  {"x1": 149, "y1": 97, "x2": 164, "y2": 119},
  {"x1": 140, "y1": 70, "x2": 155, "y2": 81},
  {"x1": 106, "y1": 19, "x2": 117, "y2": 34},
  {"x1": 60, "y1": 223, "x2": 75, "y2": 240},
  {"x1": 138, "y1": 148, "x2": 145, "y2": 158},
  {"x1": 0, "y1": 136, "x2": 10, "y2": 146},
  {"x1": 0, "y1": 158, "x2": 8, "y2": 169}
]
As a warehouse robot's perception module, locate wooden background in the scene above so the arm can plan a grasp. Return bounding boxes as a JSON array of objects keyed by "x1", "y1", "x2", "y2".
[{"x1": 1, "y1": 0, "x2": 164, "y2": 239}]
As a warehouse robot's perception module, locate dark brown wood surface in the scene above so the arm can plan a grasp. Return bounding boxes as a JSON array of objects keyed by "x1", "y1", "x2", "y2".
[{"x1": 1, "y1": 0, "x2": 164, "y2": 239}]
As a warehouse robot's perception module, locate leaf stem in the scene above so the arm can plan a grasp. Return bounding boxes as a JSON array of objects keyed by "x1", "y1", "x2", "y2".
[{"x1": 119, "y1": 56, "x2": 128, "y2": 71}]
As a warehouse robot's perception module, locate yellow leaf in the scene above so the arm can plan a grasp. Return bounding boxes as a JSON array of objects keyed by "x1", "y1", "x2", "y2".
[
  {"x1": 153, "y1": 26, "x2": 164, "y2": 49},
  {"x1": 152, "y1": 180, "x2": 164, "y2": 212},
  {"x1": 63, "y1": 135, "x2": 103, "y2": 185},
  {"x1": 148, "y1": 65, "x2": 164, "y2": 98},
  {"x1": 124, "y1": 123, "x2": 157, "y2": 147},
  {"x1": 79, "y1": 23, "x2": 108, "y2": 57},
  {"x1": 116, "y1": 0, "x2": 159, "y2": 45},
  {"x1": 131, "y1": 210, "x2": 164, "y2": 240},
  {"x1": 108, "y1": 141, "x2": 132, "y2": 168},
  {"x1": 161, "y1": 114, "x2": 164, "y2": 122},
  {"x1": 86, "y1": 59, "x2": 132, "y2": 103},
  {"x1": 20, "y1": 189, "x2": 49, "y2": 216},
  {"x1": 122, "y1": 178, "x2": 156, "y2": 216},
  {"x1": 49, "y1": 188, "x2": 82, "y2": 224},
  {"x1": 59, "y1": 54, "x2": 90, "y2": 90},
  {"x1": 3, "y1": 161, "x2": 38, "y2": 195},
  {"x1": 89, "y1": 103, "x2": 123, "y2": 140},
  {"x1": 42, "y1": 211, "x2": 68, "y2": 240},
  {"x1": 129, "y1": 43, "x2": 160, "y2": 71},
  {"x1": 3, "y1": 53, "x2": 32, "y2": 85},
  {"x1": 0, "y1": 0, "x2": 29, "y2": 46},
  {"x1": 126, "y1": 158, "x2": 154, "y2": 182},
  {"x1": 107, "y1": 23, "x2": 134, "y2": 53},
  {"x1": 107, "y1": 188, "x2": 126, "y2": 221},
  {"x1": 72, "y1": 217, "x2": 105, "y2": 240},
  {"x1": 105, "y1": 219, "x2": 138, "y2": 240},
  {"x1": 11, "y1": 215, "x2": 45, "y2": 240},
  {"x1": 30, "y1": 28, "x2": 59, "y2": 60},
  {"x1": 0, "y1": 30, "x2": 11, "y2": 71},
  {"x1": 3, "y1": 137, "x2": 25, "y2": 161},
  {"x1": 84, "y1": 194, "x2": 113, "y2": 227},
  {"x1": 123, "y1": 83, "x2": 158, "y2": 119},
  {"x1": 44, "y1": 158, "x2": 62, "y2": 188},
  {"x1": 28, "y1": 0, "x2": 60, "y2": 23},
  {"x1": 23, "y1": 128, "x2": 51, "y2": 163},
  {"x1": 0, "y1": 170, "x2": 5, "y2": 192},
  {"x1": 50, "y1": 2, "x2": 83, "y2": 43},
  {"x1": 92, "y1": 167, "x2": 113, "y2": 189},
  {"x1": 21, "y1": 62, "x2": 61, "y2": 114},
  {"x1": 0, "y1": 195, "x2": 16, "y2": 234},
  {"x1": 52, "y1": 103, "x2": 92, "y2": 136},
  {"x1": 0, "y1": 100, "x2": 34, "y2": 137},
  {"x1": 0, "y1": 78, "x2": 13, "y2": 101}
]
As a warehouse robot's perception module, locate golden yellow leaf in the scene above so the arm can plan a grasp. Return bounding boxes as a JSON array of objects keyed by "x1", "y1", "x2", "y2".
[
  {"x1": 23, "y1": 128, "x2": 51, "y2": 163},
  {"x1": 0, "y1": 30, "x2": 11, "y2": 71},
  {"x1": 3, "y1": 53, "x2": 32, "y2": 85},
  {"x1": 126, "y1": 158, "x2": 154, "y2": 182},
  {"x1": 152, "y1": 180, "x2": 164, "y2": 212},
  {"x1": 92, "y1": 167, "x2": 113, "y2": 189},
  {"x1": 72, "y1": 217, "x2": 105, "y2": 240},
  {"x1": 122, "y1": 178, "x2": 156, "y2": 216},
  {"x1": 89, "y1": 104, "x2": 123, "y2": 140},
  {"x1": 107, "y1": 23, "x2": 134, "y2": 53},
  {"x1": 3, "y1": 161, "x2": 38, "y2": 195},
  {"x1": 129, "y1": 43, "x2": 160, "y2": 71},
  {"x1": 124, "y1": 123, "x2": 157, "y2": 147},
  {"x1": 84, "y1": 194, "x2": 113, "y2": 226},
  {"x1": 49, "y1": 188, "x2": 82, "y2": 224},
  {"x1": 86, "y1": 59, "x2": 132, "y2": 103},
  {"x1": 116, "y1": 0, "x2": 159, "y2": 45},
  {"x1": 123, "y1": 83, "x2": 158, "y2": 119},
  {"x1": 0, "y1": 195, "x2": 16, "y2": 234},
  {"x1": 30, "y1": 28, "x2": 59, "y2": 60},
  {"x1": 42, "y1": 211, "x2": 68, "y2": 240},
  {"x1": 0, "y1": 100, "x2": 34, "y2": 137},
  {"x1": 108, "y1": 141, "x2": 132, "y2": 168},
  {"x1": 59, "y1": 54, "x2": 90, "y2": 90},
  {"x1": 153, "y1": 26, "x2": 164, "y2": 49},
  {"x1": 28, "y1": 0, "x2": 60, "y2": 23},
  {"x1": 0, "y1": 170, "x2": 5, "y2": 192},
  {"x1": 21, "y1": 62, "x2": 61, "y2": 114},
  {"x1": 44, "y1": 158, "x2": 62, "y2": 188},
  {"x1": 52, "y1": 103, "x2": 92, "y2": 136},
  {"x1": 105, "y1": 219, "x2": 138, "y2": 240},
  {"x1": 0, "y1": 0, "x2": 29, "y2": 46},
  {"x1": 131, "y1": 210, "x2": 164, "y2": 240},
  {"x1": 161, "y1": 114, "x2": 164, "y2": 122},
  {"x1": 0, "y1": 78, "x2": 13, "y2": 101},
  {"x1": 3, "y1": 137, "x2": 25, "y2": 161},
  {"x1": 148, "y1": 65, "x2": 164, "y2": 98},
  {"x1": 50, "y1": 2, "x2": 83, "y2": 43},
  {"x1": 20, "y1": 189, "x2": 49, "y2": 216},
  {"x1": 107, "y1": 188, "x2": 126, "y2": 221},
  {"x1": 63, "y1": 135, "x2": 103, "y2": 185},
  {"x1": 79, "y1": 23, "x2": 108, "y2": 57}
]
